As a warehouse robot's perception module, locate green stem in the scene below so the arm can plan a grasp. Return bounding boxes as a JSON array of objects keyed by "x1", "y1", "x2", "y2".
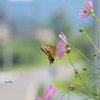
[
  {"x1": 71, "y1": 46, "x2": 100, "y2": 70},
  {"x1": 78, "y1": 73, "x2": 99, "y2": 100},
  {"x1": 67, "y1": 54, "x2": 76, "y2": 70},
  {"x1": 82, "y1": 0, "x2": 91, "y2": 11},
  {"x1": 68, "y1": 54, "x2": 99, "y2": 100},
  {"x1": 91, "y1": 13, "x2": 100, "y2": 26},
  {"x1": 83, "y1": 31, "x2": 99, "y2": 54}
]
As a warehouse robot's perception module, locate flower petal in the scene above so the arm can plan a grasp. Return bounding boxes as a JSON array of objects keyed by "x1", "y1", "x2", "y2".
[
  {"x1": 57, "y1": 50, "x2": 65, "y2": 60},
  {"x1": 35, "y1": 97, "x2": 42, "y2": 100},
  {"x1": 83, "y1": 0, "x2": 92, "y2": 11},
  {"x1": 68, "y1": 85, "x2": 73, "y2": 90},
  {"x1": 79, "y1": 10, "x2": 89, "y2": 19},
  {"x1": 99, "y1": 48, "x2": 100, "y2": 53},
  {"x1": 89, "y1": 0, "x2": 93, "y2": 10},
  {"x1": 83, "y1": 3, "x2": 89, "y2": 12},
  {"x1": 59, "y1": 32, "x2": 67, "y2": 43},
  {"x1": 57, "y1": 41, "x2": 66, "y2": 49},
  {"x1": 88, "y1": 0, "x2": 92, "y2": 10},
  {"x1": 44, "y1": 85, "x2": 56, "y2": 100}
]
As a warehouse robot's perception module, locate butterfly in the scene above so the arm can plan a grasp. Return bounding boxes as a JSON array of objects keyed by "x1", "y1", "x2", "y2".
[{"x1": 40, "y1": 44, "x2": 57, "y2": 64}]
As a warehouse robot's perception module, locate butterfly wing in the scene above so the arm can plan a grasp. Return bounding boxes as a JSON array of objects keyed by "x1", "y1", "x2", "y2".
[
  {"x1": 40, "y1": 44, "x2": 52, "y2": 56},
  {"x1": 53, "y1": 45, "x2": 57, "y2": 57},
  {"x1": 40, "y1": 44, "x2": 57, "y2": 64}
]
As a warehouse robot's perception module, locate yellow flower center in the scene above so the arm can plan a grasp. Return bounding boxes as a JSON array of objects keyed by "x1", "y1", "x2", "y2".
[{"x1": 42, "y1": 97, "x2": 45, "y2": 100}]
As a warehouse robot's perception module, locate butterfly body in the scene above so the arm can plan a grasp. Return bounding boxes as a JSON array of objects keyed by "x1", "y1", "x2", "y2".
[{"x1": 40, "y1": 44, "x2": 57, "y2": 64}]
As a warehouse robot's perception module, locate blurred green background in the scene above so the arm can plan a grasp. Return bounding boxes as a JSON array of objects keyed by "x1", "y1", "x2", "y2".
[
  {"x1": 0, "y1": 0, "x2": 98, "y2": 100},
  {"x1": 0, "y1": 10, "x2": 92, "y2": 70}
]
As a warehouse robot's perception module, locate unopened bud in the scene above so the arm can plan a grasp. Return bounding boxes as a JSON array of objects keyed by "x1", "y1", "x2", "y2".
[
  {"x1": 79, "y1": 28, "x2": 83, "y2": 32},
  {"x1": 92, "y1": 53, "x2": 96, "y2": 57},
  {"x1": 66, "y1": 47, "x2": 71, "y2": 53},
  {"x1": 68, "y1": 85, "x2": 75, "y2": 91},
  {"x1": 89, "y1": 10, "x2": 93, "y2": 14},
  {"x1": 82, "y1": 67, "x2": 87, "y2": 71},
  {"x1": 92, "y1": 91, "x2": 97, "y2": 96},
  {"x1": 75, "y1": 69, "x2": 78, "y2": 74},
  {"x1": 84, "y1": 9, "x2": 87, "y2": 13},
  {"x1": 93, "y1": 85, "x2": 96, "y2": 88},
  {"x1": 97, "y1": 56, "x2": 99, "y2": 59}
]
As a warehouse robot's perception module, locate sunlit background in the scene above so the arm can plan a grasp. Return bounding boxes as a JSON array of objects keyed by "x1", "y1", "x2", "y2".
[{"x1": 0, "y1": 0, "x2": 99, "y2": 100}]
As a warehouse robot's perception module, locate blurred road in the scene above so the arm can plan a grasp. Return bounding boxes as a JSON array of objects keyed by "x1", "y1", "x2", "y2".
[{"x1": 0, "y1": 61, "x2": 83, "y2": 100}]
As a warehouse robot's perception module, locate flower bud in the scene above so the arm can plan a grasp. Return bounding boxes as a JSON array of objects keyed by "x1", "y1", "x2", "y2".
[
  {"x1": 82, "y1": 67, "x2": 87, "y2": 71},
  {"x1": 89, "y1": 10, "x2": 93, "y2": 14},
  {"x1": 66, "y1": 47, "x2": 71, "y2": 53},
  {"x1": 75, "y1": 69, "x2": 78, "y2": 74},
  {"x1": 92, "y1": 53, "x2": 96, "y2": 57},
  {"x1": 95, "y1": 93, "x2": 97, "y2": 96},
  {"x1": 92, "y1": 91, "x2": 97, "y2": 96},
  {"x1": 97, "y1": 56, "x2": 99, "y2": 59},
  {"x1": 68, "y1": 85, "x2": 75, "y2": 91},
  {"x1": 79, "y1": 28, "x2": 83, "y2": 32},
  {"x1": 84, "y1": 9, "x2": 87, "y2": 13},
  {"x1": 93, "y1": 85, "x2": 96, "y2": 88}
]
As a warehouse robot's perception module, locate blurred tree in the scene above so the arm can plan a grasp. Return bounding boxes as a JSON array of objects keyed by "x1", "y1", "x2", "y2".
[
  {"x1": 13, "y1": 40, "x2": 42, "y2": 66},
  {"x1": 0, "y1": 9, "x2": 13, "y2": 69},
  {"x1": 50, "y1": 11, "x2": 71, "y2": 37}
]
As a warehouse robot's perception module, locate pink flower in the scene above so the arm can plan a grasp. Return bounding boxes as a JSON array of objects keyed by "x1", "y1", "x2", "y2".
[
  {"x1": 57, "y1": 32, "x2": 67, "y2": 59},
  {"x1": 79, "y1": 0, "x2": 93, "y2": 19},
  {"x1": 63, "y1": 0, "x2": 68, "y2": 1},
  {"x1": 35, "y1": 97, "x2": 43, "y2": 100},
  {"x1": 35, "y1": 85, "x2": 56, "y2": 100},
  {"x1": 99, "y1": 48, "x2": 100, "y2": 53},
  {"x1": 59, "y1": 32, "x2": 67, "y2": 43}
]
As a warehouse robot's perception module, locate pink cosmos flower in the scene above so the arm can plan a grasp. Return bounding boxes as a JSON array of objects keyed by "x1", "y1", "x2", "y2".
[
  {"x1": 35, "y1": 85, "x2": 56, "y2": 100},
  {"x1": 99, "y1": 48, "x2": 100, "y2": 53},
  {"x1": 79, "y1": 0, "x2": 93, "y2": 19},
  {"x1": 57, "y1": 32, "x2": 67, "y2": 59}
]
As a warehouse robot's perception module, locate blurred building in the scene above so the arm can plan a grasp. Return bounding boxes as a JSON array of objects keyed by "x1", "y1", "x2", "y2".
[
  {"x1": 34, "y1": 28, "x2": 56, "y2": 43},
  {"x1": 0, "y1": 9, "x2": 13, "y2": 69}
]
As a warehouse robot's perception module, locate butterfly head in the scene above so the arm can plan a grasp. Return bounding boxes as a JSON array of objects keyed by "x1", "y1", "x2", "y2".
[
  {"x1": 48, "y1": 56, "x2": 55, "y2": 64},
  {"x1": 51, "y1": 57, "x2": 54, "y2": 62}
]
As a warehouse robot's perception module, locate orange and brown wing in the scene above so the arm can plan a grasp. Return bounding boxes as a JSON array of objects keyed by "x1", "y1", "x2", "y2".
[
  {"x1": 49, "y1": 45, "x2": 57, "y2": 64},
  {"x1": 40, "y1": 44, "x2": 53, "y2": 56},
  {"x1": 53, "y1": 45, "x2": 57, "y2": 57},
  {"x1": 40, "y1": 44, "x2": 57, "y2": 64}
]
